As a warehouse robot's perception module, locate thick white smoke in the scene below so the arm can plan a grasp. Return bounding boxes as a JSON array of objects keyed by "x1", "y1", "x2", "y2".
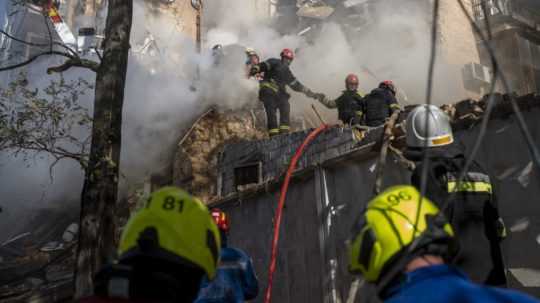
[
  {"x1": 1, "y1": 0, "x2": 473, "y2": 242},
  {"x1": 202, "y1": 0, "x2": 468, "y2": 122}
]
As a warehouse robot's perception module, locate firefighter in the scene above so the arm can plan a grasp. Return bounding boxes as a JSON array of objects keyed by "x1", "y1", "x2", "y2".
[
  {"x1": 245, "y1": 47, "x2": 262, "y2": 80},
  {"x1": 80, "y1": 187, "x2": 221, "y2": 303},
  {"x1": 195, "y1": 208, "x2": 259, "y2": 303},
  {"x1": 316, "y1": 73, "x2": 365, "y2": 125},
  {"x1": 250, "y1": 48, "x2": 322, "y2": 136},
  {"x1": 404, "y1": 104, "x2": 507, "y2": 287},
  {"x1": 348, "y1": 185, "x2": 538, "y2": 303},
  {"x1": 362, "y1": 80, "x2": 400, "y2": 127}
]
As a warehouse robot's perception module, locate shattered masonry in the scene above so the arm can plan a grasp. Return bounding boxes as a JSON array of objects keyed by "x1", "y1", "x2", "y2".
[{"x1": 173, "y1": 108, "x2": 266, "y2": 203}]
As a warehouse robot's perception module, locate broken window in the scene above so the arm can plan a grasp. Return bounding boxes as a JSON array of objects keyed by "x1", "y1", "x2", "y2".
[{"x1": 234, "y1": 162, "x2": 262, "y2": 188}]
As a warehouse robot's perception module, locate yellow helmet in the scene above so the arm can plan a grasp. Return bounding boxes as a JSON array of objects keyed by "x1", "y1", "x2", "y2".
[
  {"x1": 348, "y1": 185, "x2": 456, "y2": 285},
  {"x1": 118, "y1": 187, "x2": 221, "y2": 279}
]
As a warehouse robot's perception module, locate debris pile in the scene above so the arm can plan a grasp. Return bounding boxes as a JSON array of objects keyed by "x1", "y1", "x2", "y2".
[
  {"x1": 173, "y1": 107, "x2": 267, "y2": 203},
  {"x1": 0, "y1": 208, "x2": 78, "y2": 302}
]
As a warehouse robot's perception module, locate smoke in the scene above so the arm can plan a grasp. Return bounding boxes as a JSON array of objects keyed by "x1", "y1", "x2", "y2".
[
  {"x1": 0, "y1": 0, "x2": 478, "y2": 242},
  {"x1": 202, "y1": 0, "x2": 472, "y2": 121},
  {"x1": 0, "y1": 59, "x2": 93, "y2": 242}
]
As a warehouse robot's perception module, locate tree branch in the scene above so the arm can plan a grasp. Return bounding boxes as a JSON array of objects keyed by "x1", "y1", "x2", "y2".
[
  {"x1": 0, "y1": 50, "x2": 72, "y2": 71},
  {"x1": 47, "y1": 58, "x2": 100, "y2": 74}
]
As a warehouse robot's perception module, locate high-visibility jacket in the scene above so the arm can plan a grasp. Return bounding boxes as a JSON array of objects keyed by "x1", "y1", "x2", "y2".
[
  {"x1": 257, "y1": 58, "x2": 307, "y2": 95},
  {"x1": 320, "y1": 90, "x2": 364, "y2": 124},
  {"x1": 408, "y1": 143, "x2": 507, "y2": 286}
]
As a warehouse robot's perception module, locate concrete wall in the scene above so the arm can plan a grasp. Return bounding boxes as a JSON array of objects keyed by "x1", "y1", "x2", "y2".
[{"x1": 438, "y1": 0, "x2": 484, "y2": 100}]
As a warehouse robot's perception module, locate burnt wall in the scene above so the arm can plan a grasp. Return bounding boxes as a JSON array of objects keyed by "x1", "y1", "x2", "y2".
[{"x1": 212, "y1": 95, "x2": 540, "y2": 302}]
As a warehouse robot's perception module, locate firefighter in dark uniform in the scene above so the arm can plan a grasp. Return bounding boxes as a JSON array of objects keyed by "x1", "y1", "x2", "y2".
[
  {"x1": 404, "y1": 104, "x2": 507, "y2": 287},
  {"x1": 363, "y1": 80, "x2": 400, "y2": 127},
  {"x1": 317, "y1": 73, "x2": 365, "y2": 125},
  {"x1": 251, "y1": 48, "x2": 321, "y2": 136}
]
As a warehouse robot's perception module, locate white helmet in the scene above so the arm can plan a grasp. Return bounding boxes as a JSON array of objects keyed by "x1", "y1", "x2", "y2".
[
  {"x1": 405, "y1": 104, "x2": 454, "y2": 148},
  {"x1": 245, "y1": 47, "x2": 257, "y2": 56}
]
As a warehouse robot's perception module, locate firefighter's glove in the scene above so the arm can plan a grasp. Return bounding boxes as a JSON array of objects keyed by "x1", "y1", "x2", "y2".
[
  {"x1": 314, "y1": 93, "x2": 326, "y2": 102},
  {"x1": 250, "y1": 65, "x2": 261, "y2": 76},
  {"x1": 304, "y1": 89, "x2": 318, "y2": 99}
]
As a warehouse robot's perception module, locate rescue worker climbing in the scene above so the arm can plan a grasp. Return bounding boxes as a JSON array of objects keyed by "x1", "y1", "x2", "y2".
[
  {"x1": 362, "y1": 80, "x2": 400, "y2": 127},
  {"x1": 250, "y1": 48, "x2": 322, "y2": 136},
  {"x1": 79, "y1": 187, "x2": 221, "y2": 303},
  {"x1": 404, "y1": 105, "x2": 507, "y2": 287},
  {"x1": 195, "y1": 208, "x2": 259, "y2": 303},
  {"x1": 316, "y1": 73, "x2": 364, "y2": 125},
  {"x1": 348, "y1": 185, "x2": 539, "y2": 303}
]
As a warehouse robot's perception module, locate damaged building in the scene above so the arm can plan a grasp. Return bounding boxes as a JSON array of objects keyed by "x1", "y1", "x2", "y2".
[
  {"x1": 2, "y1": 0, "x2": 540, "y2": 302},
  {"x1": 205, "y1": 95, "x2": 540, "y2": 302}
]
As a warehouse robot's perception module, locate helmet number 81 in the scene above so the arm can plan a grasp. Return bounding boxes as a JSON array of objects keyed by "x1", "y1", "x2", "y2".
[
  {"x1": 146, "y1": 196, "x2": 184, "y2": 212},
  {"x1": 386, "y1": 191, "x2": 412, "y2": 206},
  {"x1": 162, "y1": 196, "x2": 184, "y2": 212}
]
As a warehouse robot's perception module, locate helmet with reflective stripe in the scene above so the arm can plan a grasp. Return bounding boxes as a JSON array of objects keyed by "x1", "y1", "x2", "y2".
[
  {"x1": 211, "y1": 208, "x2": 230, "y2": 232},
  {"x1": 118, "y1": 187, "x2": 221, "y2": 279},
  {"x1": 345, "y1": 73, "x2": 359, "y2": 90},
  {"x1": 280, "y1": 48, "x2": 294, "y2": 61},
  {"x1": 379, "y1": 80, "x2": 396, "y2": 96},
  {"x1": 405, "y1": 104, "x2": 454, "y2": 148},
  {"x1": 348, "y1": 185, "x2": 455, "y2": 285}
]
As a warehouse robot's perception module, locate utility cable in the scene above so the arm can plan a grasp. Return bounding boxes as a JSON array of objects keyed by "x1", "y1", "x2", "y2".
[
  {"x1": 457, "y1": 0, "x2": 540, "y2": 171},
  {"x1": 416, "y1": 0, "x2": 440, "y2": 237}
]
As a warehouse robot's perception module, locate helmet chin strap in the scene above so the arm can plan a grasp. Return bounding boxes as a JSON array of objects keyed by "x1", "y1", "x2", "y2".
[{"x1": 376, "y1": 214, "x2": 457, "y2": 297}]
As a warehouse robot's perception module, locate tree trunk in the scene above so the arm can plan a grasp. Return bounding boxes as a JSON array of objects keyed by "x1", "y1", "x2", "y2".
[{"x1": 74, "y1": 0, "x2": 132, "y2": 298}]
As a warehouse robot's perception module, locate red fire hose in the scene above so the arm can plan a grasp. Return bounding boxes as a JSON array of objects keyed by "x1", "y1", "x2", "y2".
[{"x1": 264, "y1": 124, "x2": 330, "y2": 303}]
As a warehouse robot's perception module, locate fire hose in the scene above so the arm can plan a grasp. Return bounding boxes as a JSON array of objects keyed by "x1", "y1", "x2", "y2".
[{"x1": 264, "y1": 124, "x2": 331, "y2": 303}]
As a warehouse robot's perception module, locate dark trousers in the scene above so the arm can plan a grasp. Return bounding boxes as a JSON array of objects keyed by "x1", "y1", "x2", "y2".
[
  {"x1": 449, "y1": 200, "x2": 507, "y2": 286},
  {"x1": 259, "y1": 89, "x2": 290, "y2": 134}
]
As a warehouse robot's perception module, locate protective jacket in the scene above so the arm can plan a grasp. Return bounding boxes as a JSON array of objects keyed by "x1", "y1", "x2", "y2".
[
  {"x1": 362, "y1": 87, "x2": 400, "y2": 127},
  {"x1": 255, "y1": 58, "x2": 310, "y2": 135},
  {"x1": 319, "y1": 90, "x2": 364, "y2": 124},
  {"x1": 384, "y1": 264, "x2": 538, "y2": 303},
  {"x1": 257, "y1": 58, "x2": 308, "y2": 95},
  {"x1": 195, "y1": 247, "x2": 259, "y2": 303},
  {"x1": 406, "y1": 143, "x2": 507, "y2": 286}
]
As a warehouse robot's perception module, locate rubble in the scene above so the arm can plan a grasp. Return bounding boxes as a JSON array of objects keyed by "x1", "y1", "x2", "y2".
[
  {"x1": 173, "y1": 107, "x2": 266, "y2": 203},
  {"x1": 61, "y1": 223, "x2": 79, "y2": 243},
  {"x1": 510, "y1": 218, "x2": 530, "y2": 233},
  {"x1": 517, "y1": 162, "x2": 533, "y2": 188},
  {"x1": 0, "y1": 208, "x2": 78, "y2": 301}
]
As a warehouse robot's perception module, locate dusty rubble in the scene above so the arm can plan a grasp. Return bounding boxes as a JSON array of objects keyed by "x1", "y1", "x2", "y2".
[
  {"x1": 0, "y1": 210, "x2": 78, "y2": 302},
  {"x1": 173, "y1": 107, "x2": 267, "y2": 203}
]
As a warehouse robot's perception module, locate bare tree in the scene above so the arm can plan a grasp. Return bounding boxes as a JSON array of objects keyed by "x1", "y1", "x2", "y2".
[
  {"x1": 1, "y1": 0, "x2": 133, "y2": 297},
  {"x1": 0, "y1": 73, "x2": 93, "y2": 174}
]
